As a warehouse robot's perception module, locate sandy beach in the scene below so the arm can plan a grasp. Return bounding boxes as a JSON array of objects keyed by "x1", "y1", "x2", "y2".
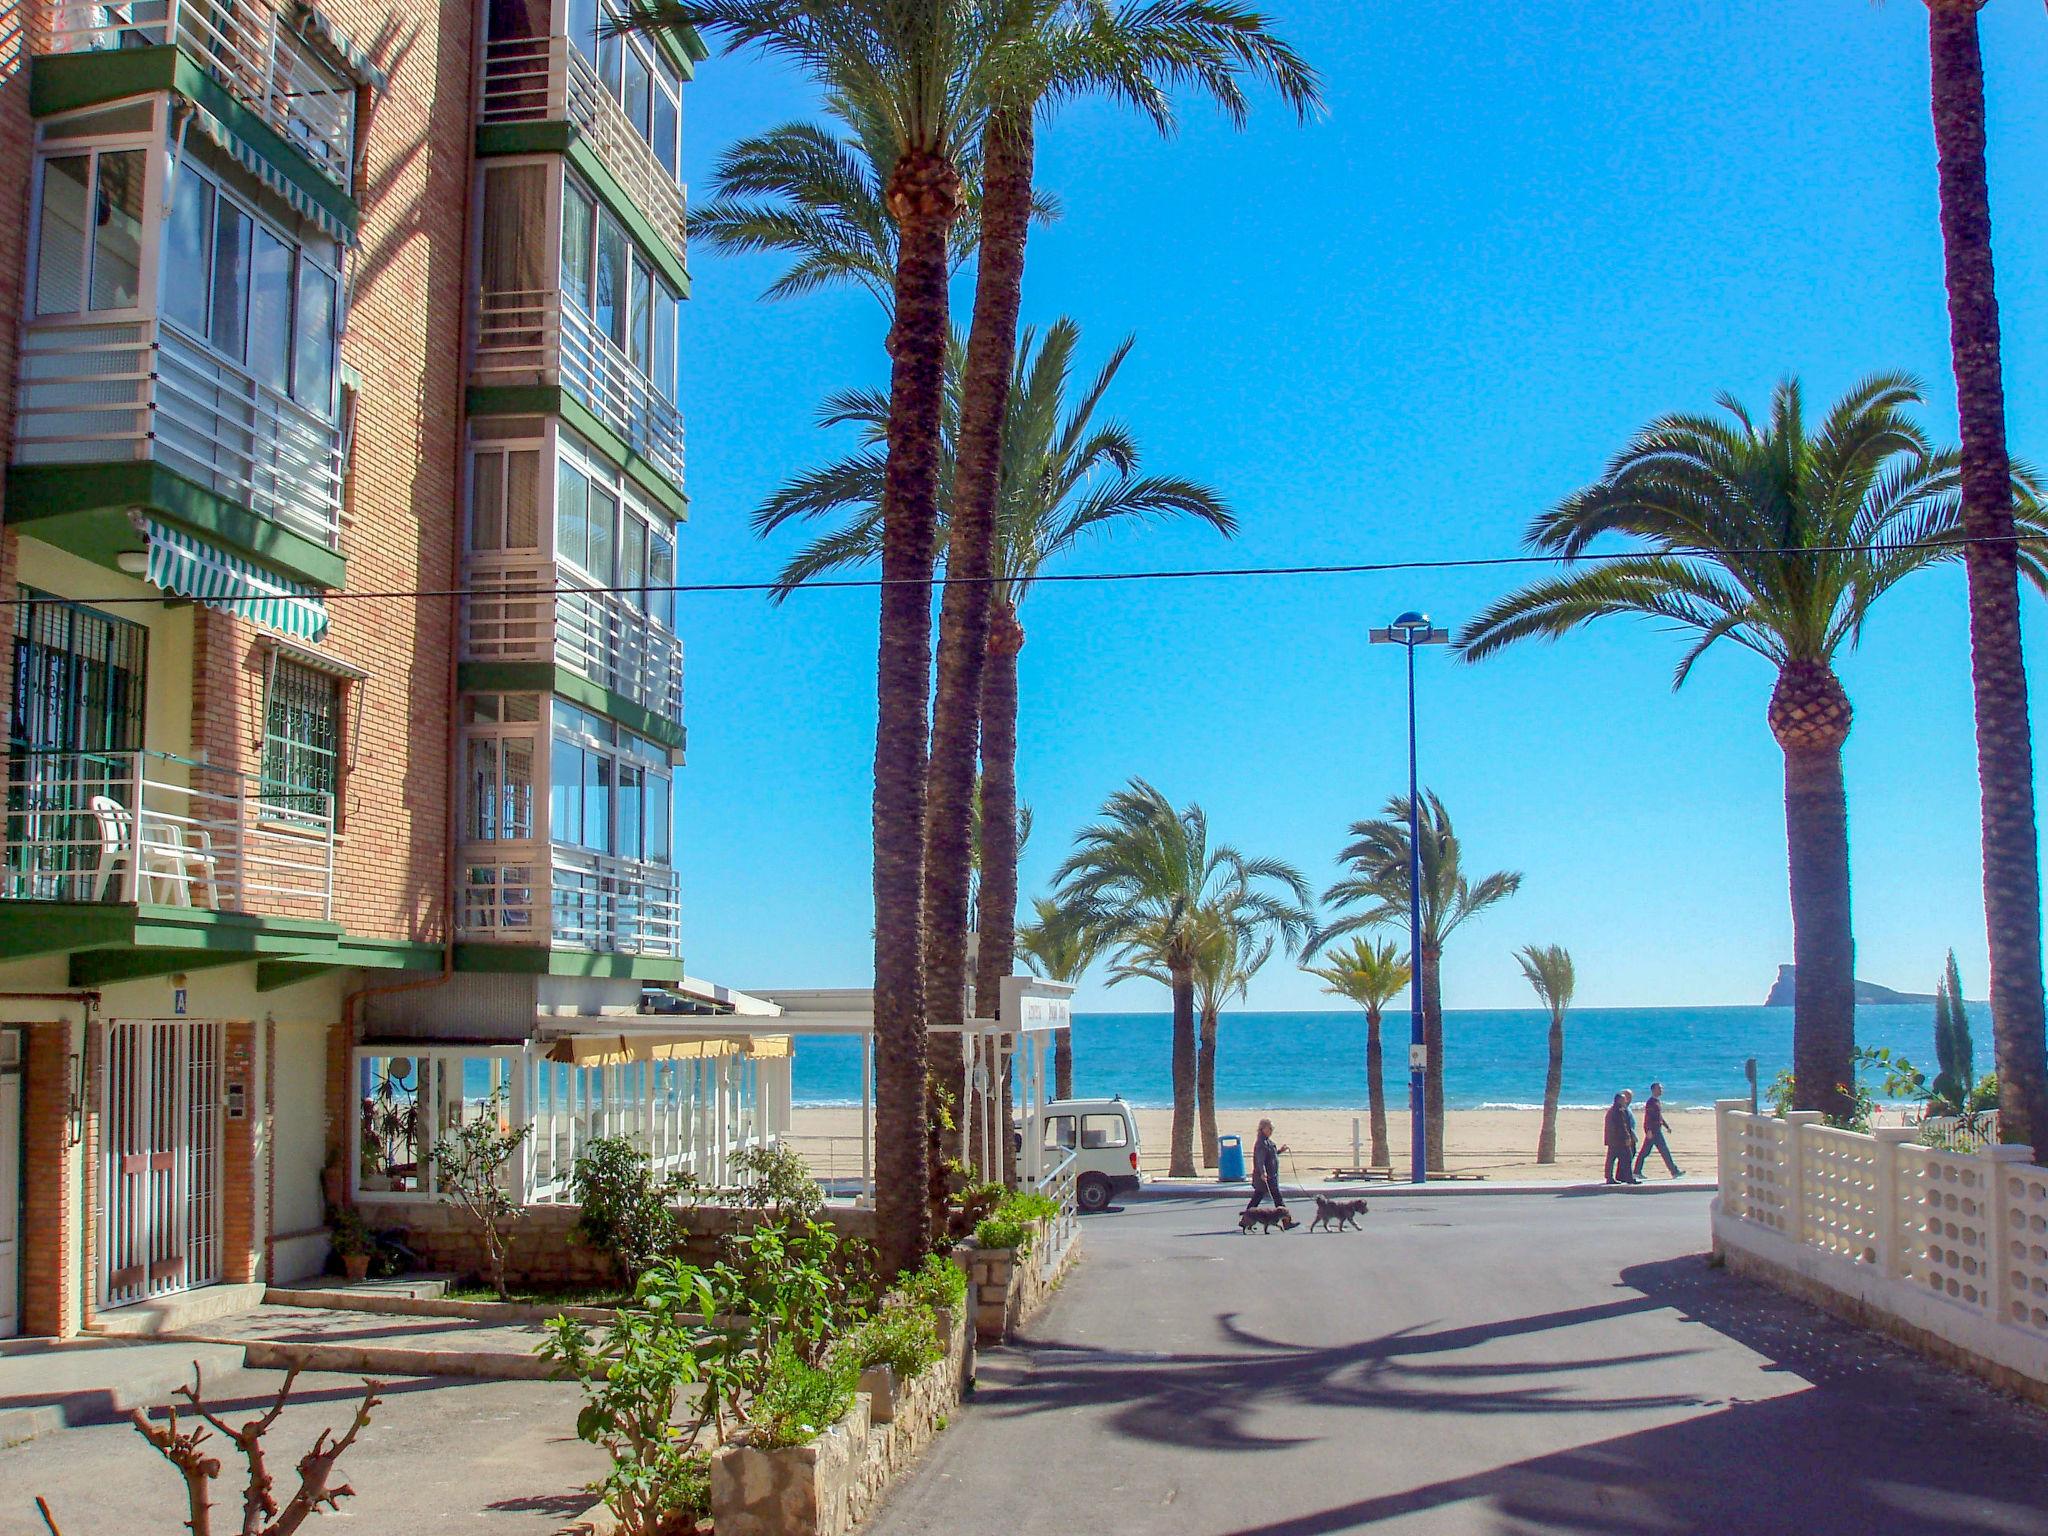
[{"x1": 785, "y1": 1104, "x2": 1714, "y2": 1185}]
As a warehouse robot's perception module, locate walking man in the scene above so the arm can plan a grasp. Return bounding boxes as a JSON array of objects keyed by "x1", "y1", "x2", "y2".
[
  {"x1": 1245, "y1": 1118, "x2": 1288, "y2": 1211},
  {"x1": 1634, "y1": 1081, "x2": 1684, "y2": 1179}
]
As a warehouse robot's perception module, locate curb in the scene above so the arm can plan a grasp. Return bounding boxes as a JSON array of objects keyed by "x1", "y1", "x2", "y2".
[{"x1": 236, "y1": 1338, "x2": 562, "y2": 1381}]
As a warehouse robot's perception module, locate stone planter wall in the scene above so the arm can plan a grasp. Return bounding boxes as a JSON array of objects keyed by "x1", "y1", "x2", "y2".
[
  {"x1": 966, "y1": 1219, "x2": 1082, "y2": 1343},
  {"x1": 352, "y1": 1199, "x2": 878, "y2": 1290},
  {"x1": 710, "y1": 1302, "x2": 973, "y2": 1536}
]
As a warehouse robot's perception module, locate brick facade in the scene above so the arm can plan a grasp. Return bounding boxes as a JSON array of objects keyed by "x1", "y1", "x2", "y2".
[
  {"x1": 221, "y1": 1021, "x2": 259, "y2": 1284},
  {"x1": 21, "y1": 1020, "x2": 75, "y2": 1338}
]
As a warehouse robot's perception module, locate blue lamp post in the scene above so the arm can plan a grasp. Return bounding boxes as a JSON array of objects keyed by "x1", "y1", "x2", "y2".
[{"x1": 1369, "y1": 611, "x2": 1449, "y2": 1184}]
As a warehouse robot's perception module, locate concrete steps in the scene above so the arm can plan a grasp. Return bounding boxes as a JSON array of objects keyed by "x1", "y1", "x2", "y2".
[{"x1": 153, "y1": 1302, "x2": 568, "y2": 1382}]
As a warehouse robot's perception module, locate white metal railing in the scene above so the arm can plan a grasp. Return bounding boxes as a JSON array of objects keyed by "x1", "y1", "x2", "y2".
[
  {"x1": 456, "y1": 841, "x2": 681, "y2": 957},
  {"x1": 3, "y1": 748, "x2": 336, "y2": 922},
  {"x1": 473, "y1": 289, "x2": 686, "y2": 492},
  {"x1": 1713, "y1": 1102, "x2": 2048, "y2": 1378},
  {"x1": 1034, "y1": 1145, "x2": 1079, "y2": 1279},
  {"x1": 479, "y1": 35, "x2": 687, "y2": 256},
  {"x1": 464, "y1": 560, "x2": 685, "y2": 729},
  {"x1": 14, "y1": 320, "x2": 346, "y2": 550},
  {"x1": 41, "y1": 0, "x2": 356, "y2": 188}
]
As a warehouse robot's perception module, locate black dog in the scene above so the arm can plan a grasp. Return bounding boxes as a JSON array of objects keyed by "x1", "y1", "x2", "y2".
[
  {"x1": 1238, "y1": 1206, "x2": 1298, "y2": 1234},
  {"x1": 1310, "y1": 1196, "x2": 1369, "y2": 1232}
]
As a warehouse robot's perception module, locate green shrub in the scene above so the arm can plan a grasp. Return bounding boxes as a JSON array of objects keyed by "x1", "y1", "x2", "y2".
[
  {"x1": 972, "y1": 1188, "x2": 1060, "y2": 1250},
  {"x1": 725, "y1": 1145, "x2": 823, "y2": 1220},
  {"x1": 1968, "y1": 1072, "x2": 2000, "y2": 1114},
  {"x1": 1001, "y1": 1191, "x2": 1058, "y2": 1224},
  {"x1": 748, "y1": 1338, "x2": 855, "y2": 1450},
  {"x1": 896, "y1": 1252, "x2": 967, "y2": 1313},
  {"x1": 833, "y1": 1299, "x2": 942, "y2": 1379},
  {"x1": 570, "y1": 1138, "x2": 700, "y2": 1288},
  {"x1": 973, "y1": 1215, "x2": 1032, "y2": 1252}
]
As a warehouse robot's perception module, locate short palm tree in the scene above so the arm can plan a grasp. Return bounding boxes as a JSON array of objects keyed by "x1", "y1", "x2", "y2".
[
  {"x1": 1917, "y1": 0, "x2": 2048, "y2": 1158},
  {"x1": 1305, "y1": 937, "x2": 1410, "y2": 1169},
  {"x1": 1514, "y1": 944, "x2": 1575, "y2": 1166},
  {"x1": 1015, "y1": 895, "x2": 1103, "y2": 1099},
  {"x1": 1458, "y1": 374, "x2": 2047, "y2": 1124},
  {"x1": 1317, "y1": 792, "x2": 1520, "y2": 1172},
  {"x1": 1055, "y1": 780, "x2": 1311, "y2": 1178},
  {"x1": 630, "y1": 0, "x2": 1006, "y2": 1278}
]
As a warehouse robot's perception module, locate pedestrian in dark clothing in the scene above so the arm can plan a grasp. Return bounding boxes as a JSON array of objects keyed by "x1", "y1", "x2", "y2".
[
  {"x1": 1603, "y1": 1092, "x2": 1639, "y2": 1185},
  {"x1": 1245, "y1": 1119, "x2": 1288, "y2": 1210},
  {"x1": 1634, "y1": 1081, "x2": 1684, "y2": 1179}
]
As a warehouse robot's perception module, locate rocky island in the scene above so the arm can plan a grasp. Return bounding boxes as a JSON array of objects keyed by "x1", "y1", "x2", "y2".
[{"x1": 1763, "y1": 965, "x2": 1955, "y2": 1007}]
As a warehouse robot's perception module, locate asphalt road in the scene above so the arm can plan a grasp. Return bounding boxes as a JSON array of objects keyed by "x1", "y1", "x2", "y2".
[{"x1": 869, "y1": 1189, "x2": 2048, "y2": 1536}]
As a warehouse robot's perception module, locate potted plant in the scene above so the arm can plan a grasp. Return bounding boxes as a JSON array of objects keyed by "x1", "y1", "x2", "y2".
[{"x1": 330, "y1": 1206, "x2": 376, "y2": 1283}]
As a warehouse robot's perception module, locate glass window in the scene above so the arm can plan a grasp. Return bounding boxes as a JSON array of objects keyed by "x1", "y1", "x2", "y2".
[
  {"x1": 1081, "y1": 1114, "x2": 1129, "y2": 1149},
  {"x1": 293, "y1": 262, "x2": 337, "y2": 408},
  {"x1": 653, "y1": 82, "x2": 679, "y2": 180},
  {"x1": 210, "y1": 199, "x2": 251, "y2": 361},
  {"x1": 34, "y1": 156, "x2": 90, "y2": 316},
  {"x1": 586, "y1": 486, "x2": 616, "y2": 584},
  {"x1": 248, "y1": 226, "x2": 293, "y2": 395},
  {"x1": 506, "y1": 448, "x2": 540, "y2": 546},
  {"x1": 261, "y1": 659, "x2": 342, "y2": 823},
  {"x1": 581, "y1": 750, "x2": 610, "y2": 850},
  {"x1": 628, "y1": 257, "x2": 652, "y2": 374},
  {"x1": 561, "y1": 180, "x2": 594, "y2": 312},
  {"x1": 646, "y1": 772, "x2": 670, "y2": 864},
  {"x1": 550, "y1": 735, "x2": 582, "y2": 849},
  {"x1": 617, "y1": 760, "x2": 643, "y2": 861},
  {"x1": 1044, "y1": 1115, "x2": 1076, "y2": 1151},
  {"x1": 567, "y1": 0, "x2": 598, "y2": 63},
  {"x1": 89, "y1": 148, "x2": 146, "y2": 311},
  {"x1": 556, "y1": 456, "x2": 590, "y2": 572},
  {"x1": 471, "y1": 449, "x2": 506, "y2": 553},
  {"x1": 651, "y1": 284, "x2": 677, "y2": 400},
  {"x1": 163, "y1": 174, "x2": 213, "y2": 336},
  {"x1": 593, "y1": 211, "x2": 627, "y2": 345},
  {"x1": 648, "y1": 527, "x2": 675, "y2": 630},
  {"x1": 623, "y1": 44, "x2": 652, "y2": 138},
  {"x1": 620, "y1": 516, "x2": 648, "y2": 612}
]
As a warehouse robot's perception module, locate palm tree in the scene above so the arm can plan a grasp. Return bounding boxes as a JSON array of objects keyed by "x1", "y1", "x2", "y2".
[
  {"x1": 1515, "y1": 944, "x2": 1575, "y2": 1166},
  {"x1": 630, "y1": 0, "x2": 1004, "y2": 1277},
  {"x1": 1457, "y1": 374, "x2": 2047, "y2": 1124},
  {"x1": 1919, "y1": 0, "x2": 2048, "y2": 1157},
  {"x1": 1304, "y1": 937, "x2": 1410, "y2": 1169},
  {"x1": 1015, "y1": 895, "x2": 1102, "y2": 1099},
  {"x1": 757, "y1": 320, "x2": 1233, "y2": 1164},
  {"x1": 922, "y1": 5, "x2": 1322, "y2": 1165},
  {"x1": 1055, "y1": 780, "x2": 1311, "y2": 1178},
  {"x1": 1318, "y1": 792, "x2": 1520, "y2": 1172}
]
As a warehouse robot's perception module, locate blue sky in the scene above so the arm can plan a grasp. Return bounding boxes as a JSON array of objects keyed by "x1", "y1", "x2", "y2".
[{"x1": 669, "y1": 1, "x2": 2048, "y2": 1013}]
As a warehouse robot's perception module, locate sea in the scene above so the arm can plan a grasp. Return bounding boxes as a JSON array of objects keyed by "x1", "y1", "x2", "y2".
[{"x1": 788, "y1": 1003, "x2": 1990, "y2": 1112}]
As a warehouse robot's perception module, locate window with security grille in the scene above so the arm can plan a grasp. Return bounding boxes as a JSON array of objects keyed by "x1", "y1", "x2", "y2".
[{"x1": 262, "y1": 659, "x2": 343, "y2": 823}]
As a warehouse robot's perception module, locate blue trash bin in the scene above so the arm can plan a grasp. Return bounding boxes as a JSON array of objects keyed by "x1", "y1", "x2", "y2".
[{"x1": 1218, "y1": 1134, "x2": 1245, "y2": 1183}]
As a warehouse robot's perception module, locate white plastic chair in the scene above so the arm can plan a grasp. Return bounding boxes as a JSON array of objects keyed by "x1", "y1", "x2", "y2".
[
  {"x1": 137, "y1": 818, "x2": 221, "y2": 909},
  {"x1": 88, "y1": 794, "x2": 136, "y2": 902}
]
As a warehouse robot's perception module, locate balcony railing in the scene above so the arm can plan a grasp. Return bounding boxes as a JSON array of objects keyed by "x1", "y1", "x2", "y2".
[
  {"x1": 457, "y1": 842, "x2": 681, "y2": 958},
  {"x1": 480, "y1": 35, "x2": 687, "y2": 258},
  {"x1": 41, "y1": 0, "x2": 355, "y2": 189},
  {"x1": 474, "y1": 290, "x2": 686, "y2": 491},
  {"x1": 3, "y1": 749, "x2": 336, "y2": 922},
  {"x1": 464, "y1": 561, "x2": 685, "y2": 730},
  {"x1": 14, "y1": 319, "x2": 346, "y2": 552}
]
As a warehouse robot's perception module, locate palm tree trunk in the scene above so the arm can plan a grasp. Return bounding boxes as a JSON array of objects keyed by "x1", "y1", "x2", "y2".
[
  {"x1": 1169, "y1": 962, "x2": 1198, "y2": 1179},
  {"x1": 1054, "y1": 1030, "x2": 1073, "y2": 1100},
  {"x1": 1928, "y1": 1, "x2": 2048, "y2": 1159},
  {"x1": 871, "y1": 151, "x2": 960, "y2": 1279},
  {"x1": 924, "y1": 103, "x2": 1037, "y2": 1176},
  {"x1": 1198, "y1": 1004, "x2": 1220, "y2": 1168},
  {"x1": 1537, "y1": 1012, "x2": 1563, "y2": 1164},
  {"x1": 971, "y1": 606, "x2": 1025, "y2": 1171},
  {"x1": 1422, "y1": 945, "x2": 1445, "y2": 1174},
  {"x1": 1365, "y1": 1007, "x2": 1389, "y2": 1168},
  {"x1": 1781, "y1": 734, "x2": 1858, "y2": 1123}
]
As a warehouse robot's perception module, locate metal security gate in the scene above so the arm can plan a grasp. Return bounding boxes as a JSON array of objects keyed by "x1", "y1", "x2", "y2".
[{"x1": 100, "y1": 1021, "x2": 223, "y2": 1309}]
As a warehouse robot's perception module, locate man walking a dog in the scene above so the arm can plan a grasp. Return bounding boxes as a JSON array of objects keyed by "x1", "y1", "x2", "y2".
[{"x1": 1246, "y1": 1118, "x2": 1288, "y2": 1213}]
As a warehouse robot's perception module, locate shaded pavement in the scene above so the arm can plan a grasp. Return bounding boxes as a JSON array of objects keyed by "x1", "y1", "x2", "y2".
[{"x1": 868, "y1": 1189, "x2": 2048, "y2": 1535}]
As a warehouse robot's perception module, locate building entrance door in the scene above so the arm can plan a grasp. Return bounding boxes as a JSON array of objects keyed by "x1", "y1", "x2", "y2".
[{"x1": 100, "y1": 1020, "x2": 222, "y2": 1309}]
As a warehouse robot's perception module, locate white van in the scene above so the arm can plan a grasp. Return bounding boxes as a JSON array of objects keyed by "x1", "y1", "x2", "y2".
[{"x1": 1038, "y1": 1097, "x2": 1144, "y2": 1212}]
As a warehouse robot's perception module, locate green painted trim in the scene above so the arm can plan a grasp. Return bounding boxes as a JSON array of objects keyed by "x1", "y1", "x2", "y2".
[
  {"x1": 29, "y1": 50, "x2": 359, "y2": 237},
  {"x1": 650, "y1": 23, "x2": 706, "y2": 76},
  {"x1": 454, "y1": 943, "x2": 685, "y2": 982},
  {"x1": 0, "y1": 904, "x2": 135, "y2": 963},
  {"x1": 6, "y1": 461, "x2": 348, "y2": 590},
  {"x1": 466, "y1": 387, "x2": 689, "y2": 521},
  {"x1": 255, "y1": 960, "x2": 342, "y2": 992},
  {"x1": 70, "y1": 947, "x2": 250, "y2": 987},
  {"x1": 474, "y1": 122, "x2": 688, "y2": 291},
  {"x1": 334, "y1": 937, "x2": 445, "y2": 972},
  {"x1": 455, "y1": 662, "x2": 686, "y2": 753}
]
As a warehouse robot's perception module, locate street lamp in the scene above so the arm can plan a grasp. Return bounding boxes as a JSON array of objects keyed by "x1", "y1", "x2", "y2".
[{"x1": 1369, "y1": 611, "x2": 1449, "y2": 1184}]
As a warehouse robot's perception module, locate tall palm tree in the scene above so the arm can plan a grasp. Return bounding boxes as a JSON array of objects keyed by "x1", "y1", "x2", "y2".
[
  {"x1": 1458, "y1": 374, "x2": 2047, "y2": 1124},
  {"x1": 922, "y1": 5, "x2": 1322, "y2": 1162},
  {"x1": 1055, "y1": 780, "x2": 1311, "y2": 1177},
  {"x1": 757, "y1": 320, "x2": 1233, "y2": 1160},
  {"x1": 631, "y1": 0, "x2": 1005, "y2": 1277},
  {"x1": 1318, "y1": 793, "x2": 1520, "y2": 1172},
  {"x1": 1304, "y1": 937, "x2": 1409, "y2": 1169},
  {"x1": 1015, "y1": 895, "x2": 1103, "y2": 1099},
  {"x1": 1919, "y1": 0, "x2": 2048, "y2": 1157},
  {"x1": 1515, "y1": 944, "x2": 1576, "y2": 1166}
]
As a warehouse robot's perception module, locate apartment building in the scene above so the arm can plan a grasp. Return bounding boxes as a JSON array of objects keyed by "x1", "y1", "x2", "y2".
[{"x1": 0, "y1": 0, "x2": 736, "y2": 1338}]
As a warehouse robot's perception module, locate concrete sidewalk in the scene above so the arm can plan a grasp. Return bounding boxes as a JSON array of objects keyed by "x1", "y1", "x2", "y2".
[
  {"x1": 154, "y1": 1303, "x2": 563, "y2": 1380},
  {"x1": 0, "y1": 1338, "x2": 247, "y2": 1448}
]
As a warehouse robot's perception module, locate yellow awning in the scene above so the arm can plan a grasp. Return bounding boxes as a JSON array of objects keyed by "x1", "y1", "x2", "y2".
[{"x1": 542, "y1": 1033, "x2": 793, "y2": 1067}]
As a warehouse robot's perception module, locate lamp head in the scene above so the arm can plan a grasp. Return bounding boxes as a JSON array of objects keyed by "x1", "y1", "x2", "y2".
[{"x1": 1392, "y1": 611, "x2": 1431, "y2": 633}]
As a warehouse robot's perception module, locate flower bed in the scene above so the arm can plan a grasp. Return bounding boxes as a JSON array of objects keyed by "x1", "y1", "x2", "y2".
[{"x1": 964, "y1": 1210, "x2": 1082, "y2": 1343}]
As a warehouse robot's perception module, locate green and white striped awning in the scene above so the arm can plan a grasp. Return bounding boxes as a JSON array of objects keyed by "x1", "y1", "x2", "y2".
[
  {"x1": 144, "y1": 520, "x2": 331, "y2": 642},
  {"x1": 188, "y1": 103, "x2": 356, "y2": 246}
]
